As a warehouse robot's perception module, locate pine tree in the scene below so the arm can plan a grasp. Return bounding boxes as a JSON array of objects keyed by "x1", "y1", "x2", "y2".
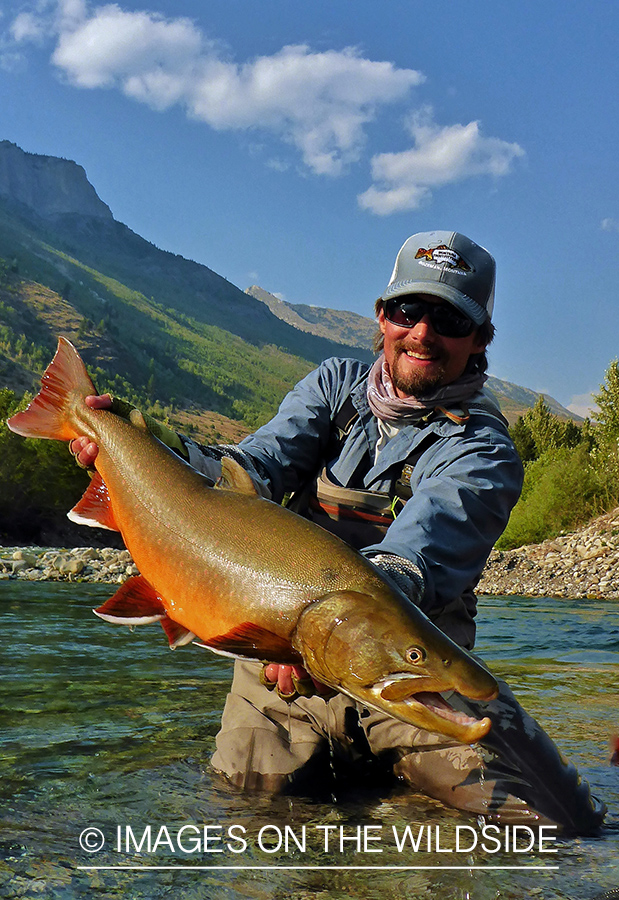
[
  {"x1": 524, "y1": 396, "x2": 563, "y2": 456},
  {"x1": 594, "y1": 359, "x2": 619, "y2": 439}
]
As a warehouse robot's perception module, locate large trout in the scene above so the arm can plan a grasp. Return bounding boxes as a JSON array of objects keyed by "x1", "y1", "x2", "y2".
[{"x1": 8, "y1": 337, "x2": 498, "y2": 742}]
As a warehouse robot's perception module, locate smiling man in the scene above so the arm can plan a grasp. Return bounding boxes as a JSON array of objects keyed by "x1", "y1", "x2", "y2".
[{"x1": 70, "y1": 231, "x2": 605, "y2": 832}]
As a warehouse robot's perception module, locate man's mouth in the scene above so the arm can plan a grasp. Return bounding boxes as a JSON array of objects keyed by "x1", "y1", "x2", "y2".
[{"x1": 403, "y1": 349, "x2": 437, "y2": 361}]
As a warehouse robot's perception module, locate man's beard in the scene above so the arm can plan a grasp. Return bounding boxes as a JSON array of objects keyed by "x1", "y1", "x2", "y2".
[{"x1": 389, "y1": 340, "x2": 448, "y2": 398}]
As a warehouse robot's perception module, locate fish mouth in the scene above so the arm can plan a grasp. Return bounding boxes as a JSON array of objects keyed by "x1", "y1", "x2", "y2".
[
  {"x1": 371, "y1": 674, "x2": 495, "y2": 741},
  {"x1": 404, "y1": 690, "x2": 484, "y2": 729}
]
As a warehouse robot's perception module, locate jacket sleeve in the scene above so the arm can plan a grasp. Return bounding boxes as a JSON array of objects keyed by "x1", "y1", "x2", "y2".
[
  {"x1": 363, "y1": 423, "x2": 523, "y2": 618},
  {"x1": 236, "y1": 359, "x2": 359, "y2": 501}
]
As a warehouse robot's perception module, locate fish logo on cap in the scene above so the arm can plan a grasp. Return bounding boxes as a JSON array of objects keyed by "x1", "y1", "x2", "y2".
[{"x1": 415, "y1": 245, "x2": 472, "y2": 272}]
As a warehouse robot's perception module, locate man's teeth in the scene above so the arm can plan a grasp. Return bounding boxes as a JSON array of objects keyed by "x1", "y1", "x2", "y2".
[{"x1": 405, "y1": 350, "x2": 434, "y2": 360}]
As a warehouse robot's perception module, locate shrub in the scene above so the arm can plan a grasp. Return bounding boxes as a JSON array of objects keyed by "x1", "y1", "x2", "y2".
[{"x1": 497, "y1": 444, "x2": 610, "y2": 549}]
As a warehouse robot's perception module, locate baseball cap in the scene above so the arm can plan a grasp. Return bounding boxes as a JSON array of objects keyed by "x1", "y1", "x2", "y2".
[{"x1": 381, "y1": 231, "x2": 495, "y2": 324}]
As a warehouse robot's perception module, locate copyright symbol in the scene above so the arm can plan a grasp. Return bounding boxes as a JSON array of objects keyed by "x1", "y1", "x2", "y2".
[{"x1": 79, "y1": 827, "x2": 105, "y2": 853}]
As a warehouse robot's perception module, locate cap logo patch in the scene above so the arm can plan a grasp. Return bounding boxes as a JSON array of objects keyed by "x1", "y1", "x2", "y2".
[{"x1": 415, "y1": 245, "x2": 471, "y2": 272}]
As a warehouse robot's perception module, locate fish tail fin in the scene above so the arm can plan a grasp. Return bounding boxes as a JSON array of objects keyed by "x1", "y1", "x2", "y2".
[{"x1": 6, "y1": 337, "x2": 95, "y2": 442}]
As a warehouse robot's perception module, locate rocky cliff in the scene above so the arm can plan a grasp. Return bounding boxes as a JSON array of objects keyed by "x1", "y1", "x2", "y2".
[{"x1": 0, "y1": 140, "x2": 113, "y2": 220}]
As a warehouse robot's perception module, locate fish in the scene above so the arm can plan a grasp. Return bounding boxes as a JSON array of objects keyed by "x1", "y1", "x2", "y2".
[{"x1": 7, "y1": 337, "x2": 499, "y2": 742}]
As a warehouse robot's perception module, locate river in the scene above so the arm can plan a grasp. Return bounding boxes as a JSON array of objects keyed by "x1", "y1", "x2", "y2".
[{"x1": 1, "y1": 583, "x2": 618, "y2": 899}]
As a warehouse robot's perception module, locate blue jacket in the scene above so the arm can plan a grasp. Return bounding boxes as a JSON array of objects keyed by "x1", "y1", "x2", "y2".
[{"x1": 238, "y1": 358, "x2": 523, "y2": 641}]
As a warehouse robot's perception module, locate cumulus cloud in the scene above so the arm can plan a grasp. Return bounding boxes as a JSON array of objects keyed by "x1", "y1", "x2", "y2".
[
  {"x1": 7, "y1": 1, "x2": 423, "y2": 176},
  {"x1": 5, "y1": 2, "x2": 525, "y2": 199},
  {"x1": 358, "y1": 107, "x2": 525, "y2": 214},
  {"x1": 601, "y1": 217, "x2": 619, "y2": 232}
]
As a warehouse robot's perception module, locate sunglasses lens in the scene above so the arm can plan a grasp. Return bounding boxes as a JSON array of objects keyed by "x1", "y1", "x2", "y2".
[{"x1": 385, "y1": 298, "x2": 474, "y2": 338}]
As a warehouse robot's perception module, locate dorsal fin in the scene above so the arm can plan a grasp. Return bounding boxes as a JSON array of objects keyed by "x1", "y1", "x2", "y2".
[
  {"x1": 129, "y1": 408, "x2": 149, "y2": 430},
  {"x1": 216, "y1": 458, "x2": 259, "y2": 496}
]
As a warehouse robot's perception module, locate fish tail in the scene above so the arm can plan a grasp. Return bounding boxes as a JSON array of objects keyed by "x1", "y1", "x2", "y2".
[{"x1": 6, "y1": 337, "x2": 95, "y2": 442}]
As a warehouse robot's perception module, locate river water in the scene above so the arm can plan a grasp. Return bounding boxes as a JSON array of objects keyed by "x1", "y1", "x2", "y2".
[{"x1": 1, "y1": 582, "x2": 618, "y2": 900}]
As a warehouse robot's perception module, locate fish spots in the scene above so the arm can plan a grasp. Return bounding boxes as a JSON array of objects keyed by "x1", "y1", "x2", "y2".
[{"x1": 320, "y1": 567, "x2": 341, "y2": 587}]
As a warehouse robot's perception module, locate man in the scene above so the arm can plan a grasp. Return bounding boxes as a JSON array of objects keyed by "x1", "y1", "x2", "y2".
[{"x1": 71, "y1": 231, "x2": 605, "y2": 832}]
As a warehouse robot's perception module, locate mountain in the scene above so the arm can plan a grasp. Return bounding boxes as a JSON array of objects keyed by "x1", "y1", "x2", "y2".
[
  {"x1": 0, "y1": 140, "x2": 578, "y2": 438},
  {"x1": 0, "y1": 141, "x2": 375, "y2": 441},
  {"x1": 0, "y1": 140, "x2": 113, "y2": 221},
  {"x1": 484, "y1": 377, "x2": 581, "y2": 424},
  {"x1": 246, "y1": 285, "x2": 377, "y2": 348}
]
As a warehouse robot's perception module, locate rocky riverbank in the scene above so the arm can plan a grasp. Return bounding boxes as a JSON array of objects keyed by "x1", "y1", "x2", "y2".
[
  {"x1": 0, "y1": 546, "x2": 139, "y2": 583},
  {"x1": 477, "y1": 507, "x2": 619, "y2": 600},
  {"x1": 2, "y1": 506, "x2": 619, "y2": 599}
]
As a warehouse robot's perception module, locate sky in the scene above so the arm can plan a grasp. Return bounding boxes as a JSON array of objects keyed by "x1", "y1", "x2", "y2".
[{"x1": 0, "y1": 0, "x2": 617, "y2": 415}]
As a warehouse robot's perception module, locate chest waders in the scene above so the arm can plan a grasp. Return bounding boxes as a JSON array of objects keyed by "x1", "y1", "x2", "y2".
[{"x1": 286, "y1": 395, "x2": 455, "y2": 550}]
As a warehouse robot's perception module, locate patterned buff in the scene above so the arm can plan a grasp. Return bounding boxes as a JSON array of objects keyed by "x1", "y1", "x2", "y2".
[{"x1": 366, "y1": 353, "x2": 487, "y2": 424}]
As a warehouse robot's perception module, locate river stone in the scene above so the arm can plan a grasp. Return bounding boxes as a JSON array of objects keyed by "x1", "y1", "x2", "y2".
[{"x1": 13, "y1": 549, "x2": 37, "y2": 567}]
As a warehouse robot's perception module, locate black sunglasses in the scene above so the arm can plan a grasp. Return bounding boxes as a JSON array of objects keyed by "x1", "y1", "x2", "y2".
[{"x1": 383, "y1": 297, "x2": 475, "y2": 338}]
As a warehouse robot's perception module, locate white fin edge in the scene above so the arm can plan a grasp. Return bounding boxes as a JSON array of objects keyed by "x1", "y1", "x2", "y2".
[{"x1": 93, "y1": 610, "x2": 165, "y2": 625}]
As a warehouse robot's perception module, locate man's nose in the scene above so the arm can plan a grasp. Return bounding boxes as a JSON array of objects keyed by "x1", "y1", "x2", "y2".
[{"x1": 409, "y1": 314, "x2": 436, "y2": 340}]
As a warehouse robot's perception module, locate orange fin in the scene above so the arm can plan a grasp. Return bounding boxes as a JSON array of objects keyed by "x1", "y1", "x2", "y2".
[
  {"x1": 68, "y1": 472, "x2": 120, "y2": 531},
  {"x1": 196, "y1": 622, "x2": 302, "y2": 663},
  {"x1": 160, "y1": 616, "x2": 196, "y2": 649},
  {"x1": 7, "y1": 337, "x2": 95, "y2": 442},
  {"x1": 93, "y1": 576, "x2": 166, "y2": 625}
]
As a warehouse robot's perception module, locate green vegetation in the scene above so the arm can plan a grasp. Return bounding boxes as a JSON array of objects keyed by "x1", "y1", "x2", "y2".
[
  {"x1": 497, "y1": 362, "x2": 619, "y2": 548},
  {"x1": 0, "y1": 388, "x2": 92, "y2": 543},
  {"x1": 0, "y1": 250, "x2": 314, "y2": 432}
]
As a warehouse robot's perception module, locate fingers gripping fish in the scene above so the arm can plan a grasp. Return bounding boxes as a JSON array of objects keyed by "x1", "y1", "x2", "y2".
[{"x1": 8, "y1": 337, "x2": 499, "y2": 742}]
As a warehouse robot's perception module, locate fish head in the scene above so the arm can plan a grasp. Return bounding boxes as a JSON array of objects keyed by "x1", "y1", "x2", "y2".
[{"x1": 294, "y1": 590, "x2": 498, "y2": 743}]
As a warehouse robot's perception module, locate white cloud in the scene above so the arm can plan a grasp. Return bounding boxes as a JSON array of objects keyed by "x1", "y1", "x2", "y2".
[
  {"x1": 567, "y1": 392, "x2": 599, "y2": 420},
  {"x1": 601, "y1": 217, "x2": 619, "y2": 232},
  {"x1": 7, "y1": 1, "x2": 423, "y2": 176},
  {"x1": 358, "y1": 107, "x2": 525, "y2": 214},
  {"x1": 5, "y1": 2, "x2": 525, "y2": 197},
  {"x1": 10, "y1": 11, "x2": 47, "y2": 43}
]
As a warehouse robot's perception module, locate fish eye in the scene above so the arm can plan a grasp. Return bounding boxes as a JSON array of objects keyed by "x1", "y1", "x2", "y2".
[{"x1": 405, "y1": 646, "x2": 426, "y2": 665}]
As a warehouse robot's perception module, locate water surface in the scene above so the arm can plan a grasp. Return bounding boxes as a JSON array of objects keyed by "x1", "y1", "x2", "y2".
[{"x1": 1, "y1": 583, "x2": 618, "y2": 899}]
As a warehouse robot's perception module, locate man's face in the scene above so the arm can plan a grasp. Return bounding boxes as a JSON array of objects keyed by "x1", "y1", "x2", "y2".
[{"x1": 378, "y1": 294, "x2": 487, "y2": 399}]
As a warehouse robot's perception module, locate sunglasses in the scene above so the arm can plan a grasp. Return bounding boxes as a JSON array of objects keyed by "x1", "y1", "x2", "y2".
[{"x1": 383, "y1": 297, "x2": 475, "y2": 338}]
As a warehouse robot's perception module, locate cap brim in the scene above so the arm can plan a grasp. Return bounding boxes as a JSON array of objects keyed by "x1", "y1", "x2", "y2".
[{"x1": 382, "y1": 280, "x2": 488, "y2": 325}]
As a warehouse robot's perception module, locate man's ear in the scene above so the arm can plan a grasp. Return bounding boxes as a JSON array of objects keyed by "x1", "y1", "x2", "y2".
[
  {"x1": 472, "y1": 332, "x2": 488, "y2": 354},
  {"x1": 377, "y1": 306, "x2": 387, "y2": 335}
]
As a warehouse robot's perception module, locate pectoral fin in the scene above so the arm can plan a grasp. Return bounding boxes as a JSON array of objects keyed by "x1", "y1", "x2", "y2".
[
  {"x1": 196, "y1": 622, "x2": 302, "y2": 663},
  {"x1": 94, "y1": 576, "x2": 166, "y2": 625}
]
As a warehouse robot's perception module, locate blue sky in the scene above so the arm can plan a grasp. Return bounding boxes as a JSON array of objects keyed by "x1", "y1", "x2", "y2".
[{"x1": 1, "y1": 0, "x2": 617, "y2": 414}]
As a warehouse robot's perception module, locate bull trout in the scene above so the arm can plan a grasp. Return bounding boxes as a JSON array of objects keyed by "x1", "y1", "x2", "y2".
[{"x1": 8, "y1": 337, "x2": 498, "y2": 742}]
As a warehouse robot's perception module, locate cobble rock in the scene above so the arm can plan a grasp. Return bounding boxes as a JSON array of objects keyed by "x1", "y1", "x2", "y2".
[{"x1": 478, "y1": 507, "x2": 619, "y2": 599}]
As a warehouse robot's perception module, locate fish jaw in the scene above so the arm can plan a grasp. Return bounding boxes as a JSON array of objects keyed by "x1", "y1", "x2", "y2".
[
  {"x1": 345, "y1": 682, "x2": 493, "y2": 743},
  {"x1": 293, "y1": 590, "x2": 498, "y2": 743}
]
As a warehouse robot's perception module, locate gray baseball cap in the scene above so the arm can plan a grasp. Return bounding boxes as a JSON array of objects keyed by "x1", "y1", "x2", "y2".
[{"x1": 381, "y1": 230, "x2": 495, "y2": 324}]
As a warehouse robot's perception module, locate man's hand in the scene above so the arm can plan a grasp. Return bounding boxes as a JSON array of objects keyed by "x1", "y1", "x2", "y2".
[
  {"x1": 69, "y1": 394, "x2": 188, "y2": 467},
  {"x1": 260, "y1": 663, "x2": 335, "y2": 702},
  {"x1": 69, "y1": 394, "x2": 113, "y2": 467}
]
